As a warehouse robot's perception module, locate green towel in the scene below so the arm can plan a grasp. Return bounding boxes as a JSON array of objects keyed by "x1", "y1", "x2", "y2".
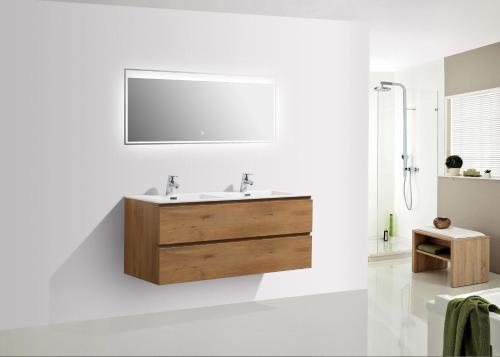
[
  {"x1": 443, "y1": 295, "x2": 500, "y2": 356},
  {"x1": 417, "y1": 243, "x2": 449, "y2": 255}
]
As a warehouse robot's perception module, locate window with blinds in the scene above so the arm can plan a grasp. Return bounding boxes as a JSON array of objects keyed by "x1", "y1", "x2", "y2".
[{"x1": 450, "y1": 87, "x2": 500, "y2": 176}]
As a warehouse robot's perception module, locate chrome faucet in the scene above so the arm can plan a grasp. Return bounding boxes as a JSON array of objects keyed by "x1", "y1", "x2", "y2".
[
  {"x1": 240, "y1": 173, "x2": 254, "y2": 192},
  {"x1": 166, "y1": 175, "x2": 179, "y2": 195}
]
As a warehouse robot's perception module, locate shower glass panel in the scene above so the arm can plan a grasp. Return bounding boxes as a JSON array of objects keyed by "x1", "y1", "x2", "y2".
[
  {"x1": 370, "y1": 86, "x2": 438, "y2": 257},
  {"x1": 375, "y1": 87, "x2": 395, "y2": 254}
]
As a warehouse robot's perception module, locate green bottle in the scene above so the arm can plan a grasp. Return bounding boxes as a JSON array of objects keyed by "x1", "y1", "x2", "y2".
[{"x1": 389, "y1": 213, "x2": 394, "y2": 237}]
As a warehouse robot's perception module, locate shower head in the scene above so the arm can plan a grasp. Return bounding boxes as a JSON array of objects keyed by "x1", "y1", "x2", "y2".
[
  {"x1": 374, "y1": 85, "x2": 391, "y2": 92},
  {"x1": 374, "y1": 82, "x2": 392, "y2": 92}
]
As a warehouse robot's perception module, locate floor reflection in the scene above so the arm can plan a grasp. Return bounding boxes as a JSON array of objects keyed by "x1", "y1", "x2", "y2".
[
  {"x1": 0, "y1": 290, "x2": 367, "y2": 356},
  {"x1": 368, "y1": 257, "x2": 500, "y2": 356},
  {"x1": 4, "y1": 257, "x2": 500, "y2": 356}
]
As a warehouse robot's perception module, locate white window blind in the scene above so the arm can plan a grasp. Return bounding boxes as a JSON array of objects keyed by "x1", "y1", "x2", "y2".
[{"x1": 450, "y1": 87, "x2": 500, "y2": 175}]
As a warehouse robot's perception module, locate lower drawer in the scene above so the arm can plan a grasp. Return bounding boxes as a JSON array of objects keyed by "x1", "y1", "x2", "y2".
[{"x1": 158, "y1": 234, "x2": 312, "y2": 285}]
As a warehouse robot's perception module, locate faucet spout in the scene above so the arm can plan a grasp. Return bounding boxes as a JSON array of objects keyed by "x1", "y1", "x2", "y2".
[
  {"x1": 240, "y1": 173, "x2": 254, "y2": 192},
  {"x1": 166, "y1": 175, "x2": 180, "y2": 195}
]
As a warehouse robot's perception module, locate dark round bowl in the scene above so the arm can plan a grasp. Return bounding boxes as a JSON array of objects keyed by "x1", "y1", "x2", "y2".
[{"x1": 433, "y1": 217, "x2": 451, "y2": 229}]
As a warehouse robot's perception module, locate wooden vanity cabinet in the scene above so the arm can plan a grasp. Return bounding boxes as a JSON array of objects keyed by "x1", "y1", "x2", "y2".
[{"x1": 125, "y1": 197, "x2": 313, "y2": 285}]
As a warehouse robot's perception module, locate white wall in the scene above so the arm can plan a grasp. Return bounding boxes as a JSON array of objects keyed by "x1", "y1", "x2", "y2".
[
  {"x1": 392, "y1": 60, "x2": 444, "y2": 238},
  {"x1": 0, "y1": 0, "x2": 368, "y2": 329}
]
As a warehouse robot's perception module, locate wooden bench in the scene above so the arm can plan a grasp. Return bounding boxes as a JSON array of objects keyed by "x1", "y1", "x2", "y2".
[{"x1": 412, "y1": 227, "x2": 490, "y2": 288}]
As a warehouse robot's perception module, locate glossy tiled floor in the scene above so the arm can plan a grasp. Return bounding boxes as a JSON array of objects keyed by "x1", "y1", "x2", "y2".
[
  {"x1": 368, "y1": 237, "x2": 412, "y2": 260},
  {"x1": 1, "y1": 257, "x2": 500, "y2": 356},
  {"x1": 368, "y1": 257, "x2": 500, "y2": 356},
  {"x1": 0, "y1": 290, "x2": 367, "y2": 356}
]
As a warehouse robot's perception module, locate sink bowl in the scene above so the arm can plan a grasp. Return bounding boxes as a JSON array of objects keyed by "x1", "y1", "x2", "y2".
[
  {"x1": 217, "y1": 190, "x2": 292, "y2": 199},
  {"x1": 166, "y1": 193, "x2": 221, "y2": 201},
  {"x1": 128, "y1": 193, "x2": 222, "y2": 204}
]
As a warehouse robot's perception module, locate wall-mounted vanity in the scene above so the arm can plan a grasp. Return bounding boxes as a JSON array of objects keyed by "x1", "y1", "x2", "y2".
[
  {"x1": 124, "y1": 191, "x2": 313, "y2": 285},
  {"x1": 122, "y1": 69, "x2": 311, "y2": 284}
]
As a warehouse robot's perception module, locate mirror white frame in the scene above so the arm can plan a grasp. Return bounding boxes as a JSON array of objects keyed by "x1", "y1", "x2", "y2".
[{"x1": 124, "y1": 69, "x2": 276, "y2": 145}]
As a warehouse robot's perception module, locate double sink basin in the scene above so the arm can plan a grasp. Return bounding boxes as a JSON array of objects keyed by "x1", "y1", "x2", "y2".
[{"x1": 128, "y1": 190, "x2": 308, "y2": 204}]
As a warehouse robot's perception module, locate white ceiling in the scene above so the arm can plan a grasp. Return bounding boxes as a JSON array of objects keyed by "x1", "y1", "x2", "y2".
[{"x1": 51, "y1": 0, "x2": 500, "y2": 72}]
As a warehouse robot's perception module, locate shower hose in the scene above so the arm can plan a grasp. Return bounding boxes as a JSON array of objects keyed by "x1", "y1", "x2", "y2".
[{"x1": 403, "y1": 171, "x2": 413, "y2": 210}]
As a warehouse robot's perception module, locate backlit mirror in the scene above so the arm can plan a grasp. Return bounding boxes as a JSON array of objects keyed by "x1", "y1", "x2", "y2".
[{"x1": 125, "y1": 69, "x2": 275, "y2": 144}]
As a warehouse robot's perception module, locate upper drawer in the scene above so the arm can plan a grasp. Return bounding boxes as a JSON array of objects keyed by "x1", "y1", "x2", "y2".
[{"x1": 159, "y1": 198, "x2": 312, "y2": 245}]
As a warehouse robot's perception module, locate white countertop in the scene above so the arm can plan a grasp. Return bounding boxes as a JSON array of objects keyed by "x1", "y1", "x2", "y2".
[{"x1": 126, "y1": 190, "x2": 311, "y2": 204}]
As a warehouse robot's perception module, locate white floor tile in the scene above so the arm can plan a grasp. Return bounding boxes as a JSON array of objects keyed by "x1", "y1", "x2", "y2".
[
  {"x1": 2, "y1": 257, "x2": 500, "y2": 356},
  {"x1": 367, "y1": 257, "x2": 500, "y2": 356}
]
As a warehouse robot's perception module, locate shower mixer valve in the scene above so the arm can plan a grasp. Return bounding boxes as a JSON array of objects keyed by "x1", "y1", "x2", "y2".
[{"x1": 402, "y1": 155, "x2": 419, "y2": 172}]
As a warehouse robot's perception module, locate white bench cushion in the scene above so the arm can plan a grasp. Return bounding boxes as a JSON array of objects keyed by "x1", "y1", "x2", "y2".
[{"x1": 418, "y1": 226, "x2": 485, "y2": 239}]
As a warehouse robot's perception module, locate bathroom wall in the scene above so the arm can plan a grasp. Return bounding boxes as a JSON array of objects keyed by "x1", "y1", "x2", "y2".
[
  {"x1": 0, "y1": 0, "x2": 369, "y2": 329},
  {"x1": 438, "y1": 177, "x2": 500, "y2": 273},
  {"x1": 437, "y1": 42, "x2": 500, "y2": 273},
  {"x1": 445, "y1": 41, "x2": 500, "y2": 96},
  {"x1": 392, "y1": 60, "x2": 444, "y2": 239},
  {"x1": 439, "y1": 41, "x2": 500, "y2": 172}
]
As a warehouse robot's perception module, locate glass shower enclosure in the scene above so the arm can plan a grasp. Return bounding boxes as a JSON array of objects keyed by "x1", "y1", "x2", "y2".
[{"x1": 369, "y1": 82, "x2": 439, "y2": 258}]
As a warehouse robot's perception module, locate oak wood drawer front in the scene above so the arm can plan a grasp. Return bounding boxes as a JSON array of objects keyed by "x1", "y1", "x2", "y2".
[
  {"x1": 158, "y1": 235, "x2": 312, "y2": 284},
  {"x1": 159, "y1": 198, "x2": 312, "y2": 245}
]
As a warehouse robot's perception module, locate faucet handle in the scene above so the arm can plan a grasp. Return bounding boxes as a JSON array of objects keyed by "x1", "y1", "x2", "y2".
[
  {"x1": 242, "y1": 173, "x2": 253, "y2": 180},
  {"x1": 168, "y1": 175, "x2": 178, "y2": 182}
]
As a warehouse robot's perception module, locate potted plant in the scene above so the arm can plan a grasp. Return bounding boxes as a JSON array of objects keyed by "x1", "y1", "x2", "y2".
[{"x1": 445, "y1": 155, "x2": 463, "y2": 176}]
